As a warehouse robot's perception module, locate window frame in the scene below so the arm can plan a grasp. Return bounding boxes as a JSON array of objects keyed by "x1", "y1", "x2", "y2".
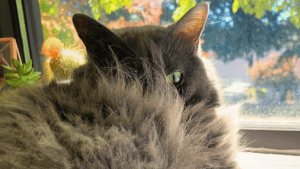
[
  {"x1": 21, "y1": 0, "x2": 44, "y2": 72},
  {"x1": 0, "y1": 0, "x2": 43, "y2": 72},
  {"x1": 241, "y1": 129, "x2": 300, "y2": 155}
]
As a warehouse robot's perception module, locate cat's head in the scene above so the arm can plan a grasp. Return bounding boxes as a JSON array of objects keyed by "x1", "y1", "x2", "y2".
[
  {"x1": 72, "y1": 2, "x2": 220, "y2": 108},
  {"x1": 72, "y1": 12, "x2": 145, "y2": 75},
  {"x1": 149, "y1": 2, "x2": 221, "y2": 107}
]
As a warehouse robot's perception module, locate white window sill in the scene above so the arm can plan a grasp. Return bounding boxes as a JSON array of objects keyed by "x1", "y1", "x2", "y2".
[
  {"x1": 239, "y1": 118, "x2": 300, "y2": 131},
  {"x1": 237, "y1": 152, "x2": 300, "y2": 169}
]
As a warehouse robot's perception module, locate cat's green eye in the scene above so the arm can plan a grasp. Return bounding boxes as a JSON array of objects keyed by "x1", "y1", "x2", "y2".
[{"x1": 167, "y1": 72, "x2": 181, "y2": 83}]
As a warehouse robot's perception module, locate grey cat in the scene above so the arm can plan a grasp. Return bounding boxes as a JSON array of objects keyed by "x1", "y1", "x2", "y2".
[{"x1": 0, "y1": 2, "x2": 241, "y2": 169}]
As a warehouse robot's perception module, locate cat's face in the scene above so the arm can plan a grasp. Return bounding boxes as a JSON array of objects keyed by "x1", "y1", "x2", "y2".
[{"x1": 73, "y1": 2, "x2": 220, "y2": 108}]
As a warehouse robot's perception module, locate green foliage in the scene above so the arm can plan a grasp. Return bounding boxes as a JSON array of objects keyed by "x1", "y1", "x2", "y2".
[
  {"x1": 232, "y1": 0, "x2": 300, "y2": 28},
  {"x1": 248, "y1": 87, "x2": 267, "y2": 99},
  {"x1": 172, "y1": 0, "x2": 196, "y2": 21},
  {"x1": 42, "y1": 25, "x2": 49, "y2": 40},
  {"x1": 248, "y1": 87, "x2": 256, "y2": 98},
  {"x1": 1, "y1": 59, "x2": 41, "y2": 88},
  {"x1": 256, "y1": 88, "x2": 267, "y2": 99},
  {"x1": 40, "y1": 0, "x2": 59, "y2": 16},
  {"x1": 40, "y1": 0, "x2": 51, "y2": 13},
  {"x1": 39, "y1": 0, "x2": 75, "y2": 44},
  {"x1": 88, "y1": 0, "x2": 130, "y2": 21},
  {"x1": 242, "y1": 103, "x2": 300, "y2": 118}
]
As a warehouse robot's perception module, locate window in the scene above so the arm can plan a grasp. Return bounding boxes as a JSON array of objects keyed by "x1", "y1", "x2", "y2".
[
  {"x1": 0, "y1": 0, "x2": 299, "y2": 167},
  {"x1": 0, "y1": 0, "x2": 44, "y2": 73},
  {"x1": 5, "y1": 0, "x2": 297, "y2": 152},
  {"x1": 38, "y1": 0, "x2": 300, "y2": 123}
]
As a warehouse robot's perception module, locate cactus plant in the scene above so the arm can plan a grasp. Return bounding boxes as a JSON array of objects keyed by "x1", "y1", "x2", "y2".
[{"x1": 40, "y1": 37, "x2": 87, "y2": 82}]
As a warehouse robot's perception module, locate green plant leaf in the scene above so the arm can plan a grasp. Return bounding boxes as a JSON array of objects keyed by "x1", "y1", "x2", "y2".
[
  {"x1": 21, "y1": 69, "x2": 34, "y2": 81},
  {"x1": 1, "y1": 65, "x2": 16, "y2": 73},
  {"x1": 16, "y1": 67, "x2": 24, "y2": 76},
  {"x1": 23, "y1": 67, "x2": 34, "y2": 76},
  {"x1": 12, "y1": 58, "x2": 22, "y2": 69},
  {"x1": 23, "y1": 59, "x2": 32, "y2": 73},
  {"x1": 49, "y1": 6, "x2": 59, "y2": 16},
  {"x1": 29, "y1": 74, "x2": 41, "y2": 82},
  {"x1": 40, "y1": 1, "x2": 50, "y2": 13},
  {"x1": 30, "y1": 72, "x2": 41, "y2": 77},
  {"x1": 4, "y1": 79, "x2": 22, "y2": 88},
  {"x1": 232, "y1": 0, "x2": 240, "y2": 13},
  {"x1": 3, "y1": 58, "x2": 41, "y2": 88},
  {"x1": 52, "y1": 27, "x2": 59, "y2": 35},
  {"x1": 4, "y1": 73, "x2": 19, "y2": 79},
  {"x1": 172, "y1": 0, "x2": 196, "y2": 21}
]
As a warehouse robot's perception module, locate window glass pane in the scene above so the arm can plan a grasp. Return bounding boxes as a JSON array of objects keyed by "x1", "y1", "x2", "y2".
[{"x1": 38, "y1": 0, "x2": 300, "y2": 125}]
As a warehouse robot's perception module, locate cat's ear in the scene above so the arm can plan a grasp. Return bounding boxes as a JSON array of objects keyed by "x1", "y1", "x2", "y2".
[
  {"x1": 72, "y1": 14, "x2": 137, "y2": 66},
  {"x1": 169, "y1": 2, "x2": 209, "y2": 47}
]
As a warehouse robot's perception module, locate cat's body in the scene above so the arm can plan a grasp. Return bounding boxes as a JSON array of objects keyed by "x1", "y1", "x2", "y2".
[{"x1": 0, "y1": 2, "x2": 241, "y2": 169}]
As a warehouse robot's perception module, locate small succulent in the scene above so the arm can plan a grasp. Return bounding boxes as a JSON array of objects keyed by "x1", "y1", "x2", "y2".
[{"x1": 1, "y1": 58, "x2": 41, "y2": 88}]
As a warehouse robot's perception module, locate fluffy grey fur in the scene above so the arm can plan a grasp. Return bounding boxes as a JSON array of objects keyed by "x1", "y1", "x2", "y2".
[
  {"x1": 0, "y1": 67, "x2": 241, "y2": 169},
  {"x1": 0, "y1": 2, "x2": 242, "y2": 169}
]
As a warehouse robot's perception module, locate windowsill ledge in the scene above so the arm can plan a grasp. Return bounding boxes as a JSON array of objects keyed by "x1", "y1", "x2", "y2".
[
  {"x1": 239, "y1": 118, "x2": 300, "y2": 131},
  {"x1": 237, "y1": 151, "x2": 300, "y2": 169}
]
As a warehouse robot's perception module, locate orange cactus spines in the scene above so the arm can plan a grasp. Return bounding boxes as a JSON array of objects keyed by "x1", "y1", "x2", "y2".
[
  {"x1": 48, "y1": 47, "x2": 87, "y2": 80},
  {"x1": 42, "y1": 37, "x2": 64, "y2": 59},
  {"x1": 41, "y1": 60, "x2": 55, "y2": 83}
]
